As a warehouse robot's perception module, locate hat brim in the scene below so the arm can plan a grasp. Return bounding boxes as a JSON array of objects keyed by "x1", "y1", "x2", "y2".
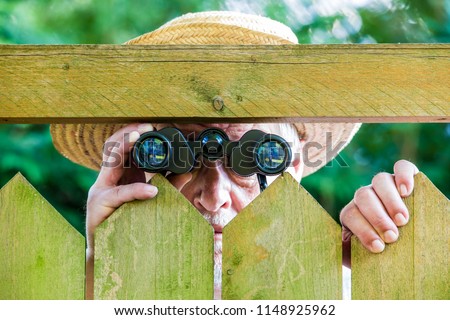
[{"x1": 50, "y1": 122, "x2": 360, "y2": 178}]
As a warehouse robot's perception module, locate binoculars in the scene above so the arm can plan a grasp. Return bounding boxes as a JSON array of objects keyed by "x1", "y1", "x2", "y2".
[{"x1": 132, "y1": 127, "x2": 292, "y2": 180}]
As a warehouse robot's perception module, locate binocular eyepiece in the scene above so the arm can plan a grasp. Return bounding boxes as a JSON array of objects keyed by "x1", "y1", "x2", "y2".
[{"x1": 132, "y1": 127, "x2": 292, "y2": 177}]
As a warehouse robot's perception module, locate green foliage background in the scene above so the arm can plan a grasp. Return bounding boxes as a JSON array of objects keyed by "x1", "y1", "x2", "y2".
[{"x1": 0, "y1": 0, "x2": 449, "y2": 234}]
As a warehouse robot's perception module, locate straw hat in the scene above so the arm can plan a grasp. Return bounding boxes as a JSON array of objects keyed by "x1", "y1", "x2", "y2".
[{"x1": 50, "y1": 11, "x2": 360, "y2": 177}]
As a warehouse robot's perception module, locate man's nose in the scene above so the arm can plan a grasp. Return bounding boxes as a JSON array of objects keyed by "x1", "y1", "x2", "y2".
[{"x1": 194, "y1": 160, "x2": 231, "y2": 213}]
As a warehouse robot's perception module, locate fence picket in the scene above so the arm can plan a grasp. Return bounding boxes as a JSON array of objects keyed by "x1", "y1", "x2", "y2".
[
  {"x1": 352, "y1": 172, "x2": 449, "y2": 299},
  {"x1": 222, "y1": 173, "x2": 342, "y2": 299},
  {"x1": 94, "y1": 174, "x2": 214, "y2": 299},
  {"x1": 0, "y1": 173, "x2": 85, "y2": 299}
]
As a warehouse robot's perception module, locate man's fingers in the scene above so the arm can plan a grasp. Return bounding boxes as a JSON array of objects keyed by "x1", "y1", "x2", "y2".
[
  {"x1": 101, "y1": 183, "x2": 158, "y2": 209},
  {"x1": 340, "y1": 200, "x2": 385, "y2": 253},
  {"x1": 97, "y1": 123, "x2": 154, "y2": 186},
  {"x1": 393, "y1": 160, "x2": 419, "y2": 197},
  {"x1": 371, "y1": 173, "x2": 409, "y2": 226},
  {"x1": 340, "y1": 161, "x2": 420, "y2": 259},
  {"x1": 353, "y1": 186, "x2": 399, "y2": 244},
  {"x1": 98, "y1": 131, "x2": 139, "y2": 185},
  {"x1": 86, "y1": 182, "x2": 158, "y2": 236},
  {"x1": 101, "y1": 123, "x2": 153, "y2": 162}
]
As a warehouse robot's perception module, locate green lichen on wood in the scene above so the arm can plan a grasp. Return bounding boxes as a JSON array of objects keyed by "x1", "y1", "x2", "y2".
[
  {"x1": 94, "y1": 174, "x2": 214, "y2": 299},
  {"x1": 222, "y1": 173, "x2": 342, "y2": 299},
  {"x1": 352, "y1": 173, "x2": 449, "y2": 299},
  {"x1": 0, "y1": 173, "x2": 85, "y2": 299}
]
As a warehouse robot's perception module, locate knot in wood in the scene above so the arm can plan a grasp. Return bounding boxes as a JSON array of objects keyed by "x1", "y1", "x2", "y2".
[{"x1": 212, "y1": 96, "x2": 225, "y2": 111}]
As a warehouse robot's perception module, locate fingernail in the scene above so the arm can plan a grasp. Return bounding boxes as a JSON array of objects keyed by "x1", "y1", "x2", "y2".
[
  {"x1": 138, "y1": 123, "x2": 153, "y2": 132},
  {"x1": 144, "y1": 185, "x2": 158, "y2": 195},
  {"x1": 395, "y1": 213, "x2": 408, "y2": 226},
  {"x1": 384, "y1": 230, "x2": 398, "y2": 243},
  {"x1": 371, "y1": 239, "x2": 385, "y2": 253},
  {"x1": 128, "y1": 131, "x2": 140, "y2": 143},
  {"x1": 400, "y1": 184, "x2": 408, "y2": 197}
]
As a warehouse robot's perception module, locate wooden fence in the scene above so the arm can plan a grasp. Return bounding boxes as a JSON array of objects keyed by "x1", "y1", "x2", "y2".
[
  {"x1": 0, "y1": 44, "x2": 449, "y2": 299},
  {"x1": 0, "y1": 172, "x2": 448, "y2": 299}
]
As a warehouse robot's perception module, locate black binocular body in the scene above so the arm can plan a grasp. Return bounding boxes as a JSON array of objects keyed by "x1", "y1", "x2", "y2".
[{"x1": 132, "y1": 127, "x2": 292, "y2": 179}]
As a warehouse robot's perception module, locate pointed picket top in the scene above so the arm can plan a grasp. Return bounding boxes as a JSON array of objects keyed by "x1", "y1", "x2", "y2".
[
  {"x1": 0, "y1": 173, "x2": 85, "y2": 299},
  {"x1": 94, "y1": 174, "x2": 214, "y2": 299},
  {"x1": 352, "y1": 172, "x2": 449, "y2": 299},
  {"x1": 222, "y1": 173, "x2": 342, "y2": 299}
]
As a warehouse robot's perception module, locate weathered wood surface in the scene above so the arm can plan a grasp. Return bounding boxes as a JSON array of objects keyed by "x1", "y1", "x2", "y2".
[
  {"x1": 0, "y1": 44, "x2": 448, "y2": 124},
  {"x1": 222, "y1": 173, "x2": 342, "y2": 299},
  {"x1": 352, "y1": 172, "x2": 449, "y2": 299},
  {"x1": 0, "y1": 173, "x2": 85, "y2": 299},
  {"x1": 94, "y1": 174, "x2": 214, "y2": 299}
]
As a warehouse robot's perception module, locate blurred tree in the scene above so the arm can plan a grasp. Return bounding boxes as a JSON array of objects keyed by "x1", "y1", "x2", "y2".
[
  {"x1": 0, "y1": 124, "x2": 97, "y2": 232},
  {"x1": 0, "y1": 0, "x2": 448, "y2": 232}
]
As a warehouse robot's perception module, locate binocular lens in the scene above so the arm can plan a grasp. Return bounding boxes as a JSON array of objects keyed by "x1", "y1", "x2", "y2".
[
  {"x1": 138, "y1": 137, "x2": 168, "y2": 167},
  {"x1": 256, "y1": 141, "x2": 287, "y2": 172},
  {"x1": 200, "y1": 131, "x2": 226, "y2": 159}
]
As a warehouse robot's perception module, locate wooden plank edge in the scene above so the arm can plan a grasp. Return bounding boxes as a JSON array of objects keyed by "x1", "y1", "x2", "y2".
[{"x1": 1, "y1": 116, "x2": 449, "y2": 124}]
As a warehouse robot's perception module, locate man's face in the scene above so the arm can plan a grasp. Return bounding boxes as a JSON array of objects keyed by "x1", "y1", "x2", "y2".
[{"x1": 148, "y1": 123, "x2": 303, "y2": 233}]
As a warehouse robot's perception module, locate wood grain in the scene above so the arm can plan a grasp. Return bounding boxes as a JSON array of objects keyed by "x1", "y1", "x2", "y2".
[
  {"x1": 94, "y1": 174, "x2": 214, "y2": 299},
  {"x1": 0, "y1": 173, "x2": 85, "y2": 299},
  {"x1": 222, "y1": 173, "x2": 342, "y2": 299},
  {"x1": 352, "y1": 172, "x2": 449, "y2": 299},
  {"x1": 0, "y1": 44, "x2": 448, "y2": 124}
]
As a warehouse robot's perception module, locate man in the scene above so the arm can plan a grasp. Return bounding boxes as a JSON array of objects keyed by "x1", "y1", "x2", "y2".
[{"x1": 50, "y1": 12, "x2": 418, "y2": 299}]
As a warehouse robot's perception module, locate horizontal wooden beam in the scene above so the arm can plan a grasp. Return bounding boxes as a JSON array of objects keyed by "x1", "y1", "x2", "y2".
[{"x1": 0, "y1": 44, "x2": 448, "y2": 124}]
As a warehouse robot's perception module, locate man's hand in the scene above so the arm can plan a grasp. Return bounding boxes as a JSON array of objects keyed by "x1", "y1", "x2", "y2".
[
  {"x1": 85, "y1": 123, "x2": 193, "y2": 298},
  {"x1": 86, "y1": 123, "x2": 159, "y2": 250},
  {"x1": 340, "y1": 160, "x2": 419, "y2": 267},
  {"x1": 85, "y1": 123, "x2": 157, "y2": 298}
]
